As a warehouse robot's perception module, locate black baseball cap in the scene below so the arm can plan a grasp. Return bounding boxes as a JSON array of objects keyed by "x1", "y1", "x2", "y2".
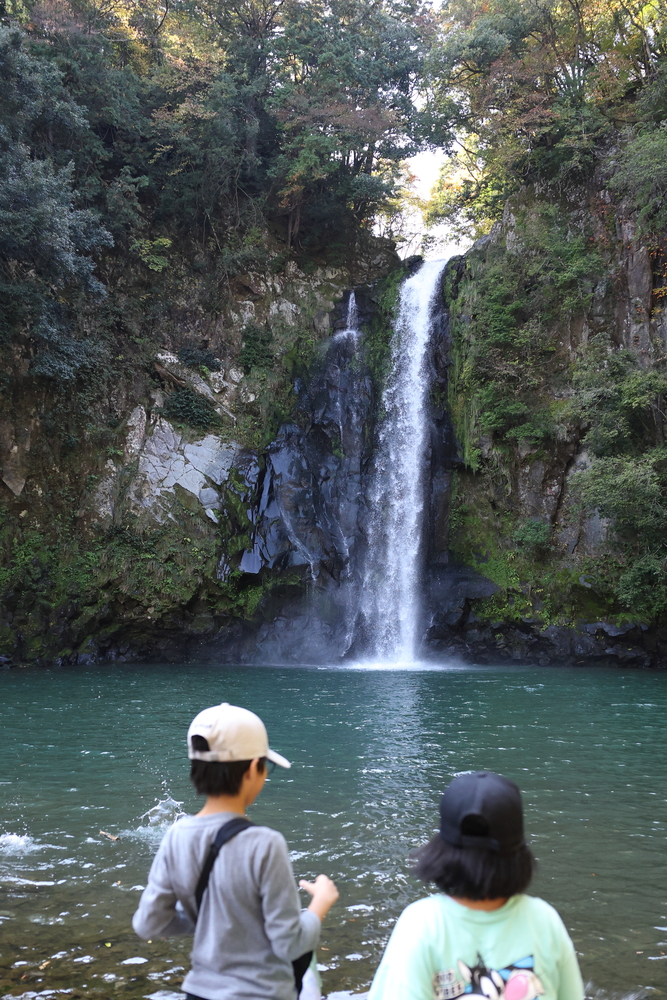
[{"x1": 439, "y1": 771, "x2": 526, "y2": 856}]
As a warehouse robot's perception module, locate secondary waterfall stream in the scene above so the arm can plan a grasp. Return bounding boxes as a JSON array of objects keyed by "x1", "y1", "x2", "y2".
[
  {"x1": 342, "y1": 290, "x2": 359, "y2": 338},
  {"x1": 360, "y1": 260, "x2": 447, "y2": 663}
]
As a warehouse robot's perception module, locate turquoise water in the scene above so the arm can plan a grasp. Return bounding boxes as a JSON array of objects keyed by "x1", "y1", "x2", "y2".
[{"x1": 1, "y1": 662, "x2": 666, "y2": 999}]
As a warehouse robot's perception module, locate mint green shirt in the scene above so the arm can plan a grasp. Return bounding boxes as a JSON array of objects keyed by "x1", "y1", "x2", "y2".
[{"x1": 368, "y1": 894, "x2": 583, "y2": 1000}]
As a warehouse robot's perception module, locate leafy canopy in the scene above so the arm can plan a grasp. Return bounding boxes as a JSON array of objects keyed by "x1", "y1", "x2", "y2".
[{"x1": 424, "y1": 0, "x2": 667, "y2": 237}]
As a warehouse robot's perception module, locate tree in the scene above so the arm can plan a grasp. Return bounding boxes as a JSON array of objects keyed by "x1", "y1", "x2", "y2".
[
  {"x1": 0, "y1": 26, "x2": 112, "y2": 374},
  {"x1": 424, "y1": 0, "x2": 667, "y2": 236},
  {"x1": 266, "y1": 0, "x2": 427, "y2": 245},
  {"x1": 175, "y1": 0, "x2": 433, "y2": 247}
]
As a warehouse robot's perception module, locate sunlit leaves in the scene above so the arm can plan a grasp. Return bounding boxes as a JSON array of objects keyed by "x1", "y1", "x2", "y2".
[
  {"x1": 571, "y1": 335, "x2": 667, "y2": 456},
  {"x1": 608, "y1": 124, "x2": 667, "y2": 237},
  {"x1": 449, "y1": 205, "x2": 603, "y2": 447},
  {"x1": 424, "y1": 0, "x2": 667, "y2": 234}
]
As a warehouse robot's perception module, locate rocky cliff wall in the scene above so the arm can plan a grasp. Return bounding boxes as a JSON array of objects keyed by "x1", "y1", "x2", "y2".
[
  {"x1": 424, "y1": 179, "x2": 667, "y2": 668},
  {"x1": 0, "y1": 238, "x2": 400, "y2": 666}
]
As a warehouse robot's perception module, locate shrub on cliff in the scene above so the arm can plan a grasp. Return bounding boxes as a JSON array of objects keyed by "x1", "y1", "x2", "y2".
[
  {"x1": 570, "y1": 450, "x2": 667, "y2": 619},
  {"x1": 513, "y1": 520, "x2": 553, "y2": 555},
  {"x1": 571, "y1": 335, "x2": 667, "y2": 457},
  {"x1": 161, "y1": 388, "x2": 221, "y2": 432},
  {"x1": 239, "y1": 325, "x2": 274, "y2": 374},
  {"x1": 448, "y1": 205, "x2": 603, "y2": 465},
  {"x1": 569, "y1": 337, "x2": 667, "y2": 619},
  {"x1": 177, "y1": 348, "x2": 222, "y2": 373},
  {"x1": 608, "y1": 126, "x2": 667, "y2": 238}
]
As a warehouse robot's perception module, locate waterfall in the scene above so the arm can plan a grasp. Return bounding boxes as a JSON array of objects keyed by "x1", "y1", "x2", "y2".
[
  {"x1": 345, "y1": 290, "x2": 359, "y2": 331},
  {"x1": 360, "y1": 260, "x2": 447, "y2": 663},
  {"x1": 334, "y1": 290, "x2": 359, "y2": 342}
]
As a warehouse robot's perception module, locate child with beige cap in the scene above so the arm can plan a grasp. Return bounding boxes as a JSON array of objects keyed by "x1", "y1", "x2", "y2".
[{"x1": 133, "y1": 702, "x2": 339, "y2": 1000}]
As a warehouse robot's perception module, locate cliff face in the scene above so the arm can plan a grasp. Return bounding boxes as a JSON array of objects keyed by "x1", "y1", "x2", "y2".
[
  {"x1": 426, "y1": 179, "x2": 667, "y2": 668},
  {"x1": 0, "y1": 237, "x2": 400, "y2": 666}
]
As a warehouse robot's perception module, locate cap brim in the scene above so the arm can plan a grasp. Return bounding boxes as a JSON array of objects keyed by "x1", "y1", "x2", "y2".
[{"x1": 267, "y1": 747, "x2": 291, "y2": 769}]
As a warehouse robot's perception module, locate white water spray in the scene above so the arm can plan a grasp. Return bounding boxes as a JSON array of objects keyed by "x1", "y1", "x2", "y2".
[
  {"x1": 334, "y1": 291, "x2": 360, "y2": 342},
  {"x1": 361, "y1": 260, "x2": 447, "y2": 663},
  {"x1": 345, "y1": 290, "x2": 358, "y2": 331}
]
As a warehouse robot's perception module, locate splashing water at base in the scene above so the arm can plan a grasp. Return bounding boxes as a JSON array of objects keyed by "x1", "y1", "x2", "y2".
[
  {"x1": 360, "y1": 260, "x2": 447, "y2": 664},
  {"x1": 139, "y1": 797, "x2": 185, "y2": 829},
  {"x1": 0, "y1": 833, "x2": 40, "y2": 856},
  {"x1": 123, "y1": 797, "x2": 186, "y2": 847}
]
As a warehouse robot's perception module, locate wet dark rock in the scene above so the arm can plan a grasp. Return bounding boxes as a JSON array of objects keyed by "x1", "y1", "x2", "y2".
[
  {"x1": 424, "y1": 608, "x2": 656, "y2": 668},
  {"x1": 404, "y1": 255, "x2": 425, "y2": 276},
  {"x1": 583, "y1": 621, "x2": 639, "y2": 637},
  {"x1": 239, "y1": 327, "x2": 374, "y2": 588}
]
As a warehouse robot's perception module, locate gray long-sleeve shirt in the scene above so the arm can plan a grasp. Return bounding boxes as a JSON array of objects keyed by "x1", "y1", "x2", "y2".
[{"x1": 132, "y1": 812, "x2": 321, "y2": 1000}]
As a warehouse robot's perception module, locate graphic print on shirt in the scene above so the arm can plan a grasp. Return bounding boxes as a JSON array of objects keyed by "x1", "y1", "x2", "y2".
[{"x1": 432, "y1": 954, "x2": 545, "y2": 1000}]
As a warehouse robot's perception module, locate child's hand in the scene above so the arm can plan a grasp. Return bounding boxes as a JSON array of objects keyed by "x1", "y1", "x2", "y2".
[{"x1": 299, "y1": 874, "x2": 339, "y2": 920}]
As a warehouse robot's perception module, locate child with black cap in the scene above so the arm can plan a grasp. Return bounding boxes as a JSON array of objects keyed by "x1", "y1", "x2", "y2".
[
  {"x1": 133, "y1": 703, "x2": 338, "y2": 1000},
  {"x1": 368, "y1": 771, "x2": 583, "y2": 1000}
]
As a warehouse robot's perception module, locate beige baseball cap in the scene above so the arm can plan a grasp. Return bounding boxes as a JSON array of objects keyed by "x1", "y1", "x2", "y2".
[{"x1": 187, "y1": 703, "x2": 291, "y2": 769}]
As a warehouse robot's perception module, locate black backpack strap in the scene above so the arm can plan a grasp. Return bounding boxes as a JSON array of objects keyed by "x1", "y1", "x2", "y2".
[
  {"x1": 292, "y1": 950, "x2": 313, "y2": 995},
  {"x1": 195, "y1": 817, "x2": 254, "y2": 916}
]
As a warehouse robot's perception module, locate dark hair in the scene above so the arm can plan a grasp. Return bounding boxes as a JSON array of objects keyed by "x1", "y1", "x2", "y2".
[
  {"x1": 412, "y1": 834, "x2": 536, "y2": 900},
  {"x1": 189, "y1": 735, "x2": 266, "y2": 796}
]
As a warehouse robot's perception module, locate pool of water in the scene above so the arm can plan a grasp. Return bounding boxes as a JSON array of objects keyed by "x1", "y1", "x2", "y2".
[{"x1": 1, "y1": 661, "x2": 666, "y2": 1000}]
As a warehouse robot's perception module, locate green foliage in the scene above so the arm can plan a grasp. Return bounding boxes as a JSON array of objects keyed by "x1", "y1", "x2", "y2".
[
  {"x1": 0, "y1": 477, "x2": 300, "y2": 661},
  {"x1": 362, "y1": 266, "x2": 405, "y2": 390},
  {"x1": 232, "y1": 317, "x2": 324, "y2": 450},
  {"x1": 448, "y1": 471, "x2": 612, "y2": 627},
  {"x1": 513, "y1": 519, "x2": 553, "y2": 553},
  {"x1": 0, "y1": 0, "x2": 434, "y2": 351},
  {"x1": 570, "y1": 449, "x2": 667, "y2": 619},
  {"x1": 425, "y1": 0, "x2": 665, "y2": 235},
  {"x1": 616, "y1": 555, "x2": 667, "y2": 618},
  {"x1": 177, "y1": 347, "x2": 222, "y2": 372},
  {"x1": 449, "y1": 205, "x2": 603, "y2": 464},
  {"x1": 447, "y1": 471, "x2": 467, "y2": 532},
  {"x1": 561, "y1": 334, "x2": 667, "y2": 619},
  {"x1": 425, "y1": 143, "x2": 510, "y2": 241},
  {"x1": 98, "y1": 520, "x2": 218, "y2": 604},
  {"x1": 29, "y1": 334, "x2": 103, "y2": 382},
  {"x1": 449, "y1": 228, "x2": 667, "y2": 621},
  {"x1": 570, "y1": 335, "x2": 667, "y2": 456},
  {"x1": 603, "y1": 62, "x2": 667, "y2": 240},
  {"x1": 258, "y1": 0, "x2": 430, "y2": 246},
  {"x1": 238, "y1": 324, "x2": 275, "y2": 373},
  {"x1": 218, "y1": 469, "x2": 254, "y2": 563},
  {"x1": 0, "y1": 27, "x2": 113, "y2": 346},
  {"x1": 608, "y1": 125, "x2": 667, "y2": 237},
  {"x1": 160, "y1": 388, "x2": 220, "y2": 431},
  {"x1": 130, "y1": 237, "x2": 172, "y2": 272},
  {"x1": 105, "y1": 169, "x2": 150, "y2": 239},
  {"x1": 0, "y1": 518, "x2": 107, "y2": 661},
  {"x1": 572, "y1": 451, "x2": 667, "y2": 540}
]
